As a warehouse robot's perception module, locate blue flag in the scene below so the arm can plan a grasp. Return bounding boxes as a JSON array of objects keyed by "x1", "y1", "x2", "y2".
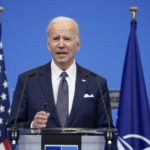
[
  {"x1": 0, "y1": 23, "x2": 11, "y2": 149},
  {"x1": 116, "y1": 20, "x2": 150, "y2": 149}
]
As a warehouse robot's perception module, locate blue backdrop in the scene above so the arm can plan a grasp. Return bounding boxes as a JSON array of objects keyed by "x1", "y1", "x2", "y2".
[{"x1": 1, "y1": 0, "x2": 150, "y2": 125}]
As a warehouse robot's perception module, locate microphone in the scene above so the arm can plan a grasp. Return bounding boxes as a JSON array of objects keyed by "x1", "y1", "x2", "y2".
[
  {"x1": 90, "y1": 71, "x2": 114, "y2": 150},
  {"x1": 9, "y1": 73, "x2": 36, "y2": 150},
  {"x1": 43, "y1": 103, "x2": 48, "y2": 112}
]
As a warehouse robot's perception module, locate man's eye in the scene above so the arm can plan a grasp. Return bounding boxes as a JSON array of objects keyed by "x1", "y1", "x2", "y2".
[
  {"x1": 53, "y1": 37, "x2": 59, "y2": 40},
  {"x1": 64, "y1": 38, "x2": 71, "y2": 41}
]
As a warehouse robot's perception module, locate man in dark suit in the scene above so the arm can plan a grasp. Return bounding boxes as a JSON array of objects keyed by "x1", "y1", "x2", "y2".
[{"x1": 8, "y1": 17, "x2": 113, "y2": 128}]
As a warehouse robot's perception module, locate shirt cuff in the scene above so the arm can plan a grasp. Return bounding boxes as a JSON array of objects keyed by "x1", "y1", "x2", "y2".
[{"x1": 30, "y1": 121, "x2": 34, "y2": 128}]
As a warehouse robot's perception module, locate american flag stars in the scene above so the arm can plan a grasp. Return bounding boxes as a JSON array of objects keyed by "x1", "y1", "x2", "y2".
[
  {"x1": 2, "y1": 80, "x2": 8, "y2": 89},
  {"x1": 8, "y1": 108, "x2": 11, "y2": 115},
  {"x1": 0, "y1": 93, "x2": 7, "y2": 101},
  {"x1": 0, "y1": 54, "x2": 3, "y2": 61},
  {"x1": 0, "y1": 105, "x2": 5, "y2": 113},
  {"x1": 0, "y1": 41, "x2": 2, "y2": 49},
  {"x1": 0, "y1": 118, "x2": 3, "y2": 125}
]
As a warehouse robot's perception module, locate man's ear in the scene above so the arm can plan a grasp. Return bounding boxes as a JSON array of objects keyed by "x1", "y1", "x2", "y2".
[
  {"x1": 76, "y1": 38, "x2": 81, "y2": 52},
  {"x1": 47, "y1": 38, "x2": 51, "y2": 52}
]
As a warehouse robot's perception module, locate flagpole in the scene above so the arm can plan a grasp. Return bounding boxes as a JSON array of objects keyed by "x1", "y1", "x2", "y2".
[
  {"x1": 0, "y1": 6, "x2": 12, "y2": 150},
  {"x1": 0, "y1": 7, "x2": 4, "y2": 23},
  {"x1": 129, "y1": 7, "x2": 139, "y2": 20}
]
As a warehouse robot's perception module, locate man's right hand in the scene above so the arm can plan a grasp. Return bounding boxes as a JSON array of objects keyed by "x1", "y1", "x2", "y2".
[{"x1": 32, "y1": 111, "x2": 50, "y2": 128}]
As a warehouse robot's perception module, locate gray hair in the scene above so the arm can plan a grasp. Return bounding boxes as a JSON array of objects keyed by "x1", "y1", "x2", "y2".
[{"x1": 47, "y1": 16, "x2": 80, "y2": 38}]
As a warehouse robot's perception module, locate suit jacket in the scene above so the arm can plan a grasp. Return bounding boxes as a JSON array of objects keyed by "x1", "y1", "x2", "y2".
[{"x1": 8, "y1": 61, "x2": 113, "y2": 128}]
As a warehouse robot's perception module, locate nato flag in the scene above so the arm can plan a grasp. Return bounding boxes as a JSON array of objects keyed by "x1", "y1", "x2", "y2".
[{"x1": 116, "y1": 20, "x2": 150, "y2": 149}]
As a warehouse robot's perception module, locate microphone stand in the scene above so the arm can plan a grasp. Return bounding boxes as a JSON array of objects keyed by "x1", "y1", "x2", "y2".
[
  {"x1": 95, "y1": 75, "x2": 115, "y2": 150},
  {"x1": 9, "y1": 73, "x2": 35, "y2": 150},
  {"x1": 105, "y1": 128, "x2": 114, "y2": 150},
  {"x1": 9, "y1": 127, "x2": 19, "y2": 150}
]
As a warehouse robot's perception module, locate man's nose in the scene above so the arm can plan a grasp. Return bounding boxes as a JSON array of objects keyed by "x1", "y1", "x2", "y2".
[{"x1": 58, "y1": 39, "x2": 65, "y2": 48}]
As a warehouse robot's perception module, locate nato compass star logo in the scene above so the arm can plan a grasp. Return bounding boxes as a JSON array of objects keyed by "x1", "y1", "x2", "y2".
[{"x1": 117, "y1": 134, "x2": 150, "y2": 150}]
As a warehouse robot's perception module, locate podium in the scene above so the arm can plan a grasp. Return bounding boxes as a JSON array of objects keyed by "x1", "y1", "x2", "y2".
[{"x1": 9, "y1": 128, "x2": 116, "y2": 150}]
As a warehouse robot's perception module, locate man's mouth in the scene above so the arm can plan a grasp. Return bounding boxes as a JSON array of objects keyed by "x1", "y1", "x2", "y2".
[{"x1": 56, "y1": 52, "x2": 68, "y2": 55}]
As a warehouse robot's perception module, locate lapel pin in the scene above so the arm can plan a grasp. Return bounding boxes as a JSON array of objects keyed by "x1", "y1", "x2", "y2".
[{"x1": 81, "y1": 79, "x2": 86, "y2": 82}]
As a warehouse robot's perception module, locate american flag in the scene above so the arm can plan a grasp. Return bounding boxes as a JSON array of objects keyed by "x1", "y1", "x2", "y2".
[{"x1": 0, "y1": 23, "x2": 11, "y2": 150}]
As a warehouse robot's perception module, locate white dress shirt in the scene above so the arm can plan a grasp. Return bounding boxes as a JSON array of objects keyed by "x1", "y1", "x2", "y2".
[{"x1": 51, "y1": 59, "x2": 77, "y2": 115}]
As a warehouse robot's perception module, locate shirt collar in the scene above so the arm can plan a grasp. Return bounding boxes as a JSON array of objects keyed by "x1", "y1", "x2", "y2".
[{"x1": 51, "y1": 59, "x2": 76, "y2": 81}]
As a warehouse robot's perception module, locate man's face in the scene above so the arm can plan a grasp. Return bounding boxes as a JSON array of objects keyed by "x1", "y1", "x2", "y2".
[{"x1": 47, "y1": 21, "x2": 81, "y2": 70}]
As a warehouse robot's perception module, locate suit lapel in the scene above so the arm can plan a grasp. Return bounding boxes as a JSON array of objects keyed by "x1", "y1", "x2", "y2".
[
  {"x1": 37, "y1": 62, "x2": 60, "y2": 126},
  {"x1": 66, "y1": 65, "x2": 90, "y2": 126}
]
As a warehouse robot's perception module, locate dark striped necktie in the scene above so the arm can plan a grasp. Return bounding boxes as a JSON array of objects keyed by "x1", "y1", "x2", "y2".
[{"x1": 56, "y1": 72, "x2": 68, "y2": 127}]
